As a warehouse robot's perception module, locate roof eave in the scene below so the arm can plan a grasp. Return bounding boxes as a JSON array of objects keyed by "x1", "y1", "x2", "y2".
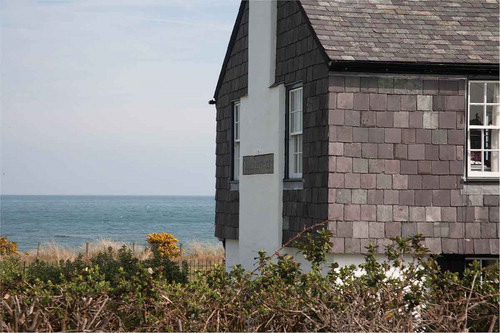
[{"x1": 328, "y1": 60, "x2": 500, "y2": 76}]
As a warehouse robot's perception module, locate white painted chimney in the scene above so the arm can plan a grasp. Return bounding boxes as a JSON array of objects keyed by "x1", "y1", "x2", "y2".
[{"x1": 224, "y1": 0, "x2": 286, "y2": 270}]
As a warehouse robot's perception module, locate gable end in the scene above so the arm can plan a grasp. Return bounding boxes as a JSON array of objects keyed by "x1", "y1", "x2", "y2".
[{"x1": 213, "y1": 0, "x2": 249, "y2": 100}]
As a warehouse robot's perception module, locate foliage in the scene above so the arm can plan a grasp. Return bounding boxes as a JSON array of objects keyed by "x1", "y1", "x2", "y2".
[
  {"x1": 147, "y1": 232, "x2": 181, "y2": 258},
  {"x1": 0, "y1": 227, "x2": 498, "y2": 332},
  {"x1": 0, "y1": 236, "x2": 17, "y2": 255}
]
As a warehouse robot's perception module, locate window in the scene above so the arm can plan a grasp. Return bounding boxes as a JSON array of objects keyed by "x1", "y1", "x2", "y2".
[
  {"x1": 465, "y1": 257, "x2": 499, "y2": 269},
  {"x1": 288, "y1": 87, "x2": 303, "y2": 179},
  {"x1": 233, "y1": 102, "x2": 241, "y2": 181},
  {"x1": 467, "y1": 81, "x2": 500, "y2": 179},
  {"x1": 465, "y1": 257, "x2": 499, "y2": 284}
]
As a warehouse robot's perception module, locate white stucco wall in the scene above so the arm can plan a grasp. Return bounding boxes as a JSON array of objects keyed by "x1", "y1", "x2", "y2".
[
  {"x1": 282, "y1": 248, "x2": 382, "y2": 271},
  {"x1": 224, "y1": 0, "x2": 286, "y2": 270},
  {"x1": 224, "y1": 239, "x2": 240, "y2": 268}
]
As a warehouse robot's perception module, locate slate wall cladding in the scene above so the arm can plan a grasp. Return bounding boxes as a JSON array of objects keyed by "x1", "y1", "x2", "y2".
[
  {"x1": 328, "y1": 74, "x2": 500, "y2": 255},
  {"x1": 276, "y1": 0, "x2": 330, "y2": 244},
  {"x1": 214, "y1": 2, "x2": 248, "y2": 240}
]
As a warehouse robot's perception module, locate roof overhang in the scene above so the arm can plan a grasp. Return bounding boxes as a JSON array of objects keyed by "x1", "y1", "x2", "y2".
[{"x1": 328, "y1": 60, "x2": 500, "y2": 76}]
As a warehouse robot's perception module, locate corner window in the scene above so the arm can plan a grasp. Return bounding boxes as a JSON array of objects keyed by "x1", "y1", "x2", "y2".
[
  {"x1": 233, "y1": 101, "x2": 241, "y2": 181},
  {"x1": 465, "y1": 257, "x2": 499, "y2": 269},
  {"x1": 288, "y1": 87, "x2": 303, "y2": 179},
  {"x1": 467, "y1": 81, "x2": 500, "y2": 179}
]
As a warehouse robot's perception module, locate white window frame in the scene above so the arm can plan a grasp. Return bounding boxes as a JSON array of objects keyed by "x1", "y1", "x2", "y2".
[
  {"x1": 233, "y1": 102, "x2": 241, "y2": 181},
  {"x1": 465, "y1": 257, "x2": 499, "y2": 284},
  {"x1": 288, "y1": 87, "x2": 303, "y2": 179},
  {"x1": 465, "y1": 257, "x2": 499, "y2": 268},
  {"x1": 467, "y1": 81, "x2": 500, "y2": 179}
]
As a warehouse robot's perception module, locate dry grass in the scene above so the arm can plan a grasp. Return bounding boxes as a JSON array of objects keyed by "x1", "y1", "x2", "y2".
[
  {"x1": 180, "y1": 241, "x2": 224, "y2": 261},
  {"x1": 16, "y1": 240, "x2": 224, "y2": 264},
  {"x1": 18, "y1": 240, "x2": 152, "y2": 264}
]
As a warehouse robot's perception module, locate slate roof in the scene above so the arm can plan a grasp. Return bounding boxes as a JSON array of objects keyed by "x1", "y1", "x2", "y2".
[{"x1": 300, "y1": 0, "x2": 499, "y2": 64}]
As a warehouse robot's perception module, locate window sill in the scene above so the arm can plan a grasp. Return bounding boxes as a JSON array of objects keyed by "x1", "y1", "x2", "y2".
[
  {"x1": 462, "y1": 177, "x2": 500, "y2": 185},
  {"x1": 284, "y1": 179, "x2": 304, "y2": 190},
  {"x1": 229, "y1": 181, "x2": 239, "y2": 192}
]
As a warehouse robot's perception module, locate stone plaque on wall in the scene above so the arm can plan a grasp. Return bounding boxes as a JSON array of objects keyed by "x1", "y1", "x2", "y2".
[{"x1": 243, "y1": 153, "x2": 274, "y2": 175}]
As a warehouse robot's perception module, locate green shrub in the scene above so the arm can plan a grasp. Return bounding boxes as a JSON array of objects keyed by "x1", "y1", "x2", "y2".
[{"x1": 0, "y1": 230, "x2": 498, "y2": 332}]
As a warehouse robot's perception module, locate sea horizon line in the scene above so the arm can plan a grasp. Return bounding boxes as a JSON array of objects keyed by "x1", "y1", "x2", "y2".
[{"x1": 0, "y1": 194, "x2": 215, "y2": 197}]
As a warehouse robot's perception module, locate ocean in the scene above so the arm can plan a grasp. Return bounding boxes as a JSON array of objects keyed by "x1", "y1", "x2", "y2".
[{"x1": 0, "y1": 195, "x2": 217, "y2": 252}]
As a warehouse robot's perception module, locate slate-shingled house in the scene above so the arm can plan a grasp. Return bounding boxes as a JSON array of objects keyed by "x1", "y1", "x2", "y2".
[{"x1": 212, "y1": 0, "x2": 499, "y2": 270}]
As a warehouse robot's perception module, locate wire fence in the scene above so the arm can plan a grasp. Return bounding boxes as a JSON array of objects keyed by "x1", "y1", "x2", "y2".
[
  {"x1": 175, "y1": 258, "x2": 225, "y2": 279},
  {"x1": 18, "y1": 241, "x2": 225, "y2": 280}
]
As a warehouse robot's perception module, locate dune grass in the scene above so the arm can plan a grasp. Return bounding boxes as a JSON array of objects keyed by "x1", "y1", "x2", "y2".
[
  {"x1": 180, "y1": 241, "x2": 224, "y2": 261},
  {"x1": 17, "y1": 239, "x2": 224, "y2": 264}
]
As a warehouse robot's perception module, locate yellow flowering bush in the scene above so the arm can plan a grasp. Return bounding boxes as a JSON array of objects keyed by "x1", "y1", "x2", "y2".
[
  {"x1": 147, "y1": 232, "x2": 180, "y2": 258},
  {"x1": 0, "y1": 236, "x2": 17, "y2": 255}
]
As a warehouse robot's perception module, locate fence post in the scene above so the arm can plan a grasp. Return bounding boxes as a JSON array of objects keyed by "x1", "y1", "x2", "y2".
[
  {"x1": 85, "y1": 242, "x2": 89, "y2": 260},
  {"x1": 36, "y1": 242, "x2": 40, "y2": 259},
  {"x1": 132, "y1": 242, "x2": 136, "y2": 253},
  {"x1": 179, "y1": 243, "x2": 183, "y2": 261}
]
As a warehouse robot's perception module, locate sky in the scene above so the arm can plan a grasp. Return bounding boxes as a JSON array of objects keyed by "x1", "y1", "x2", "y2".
[{"x1": 1, "y1": 0, "x2": 240, "y2": 195}]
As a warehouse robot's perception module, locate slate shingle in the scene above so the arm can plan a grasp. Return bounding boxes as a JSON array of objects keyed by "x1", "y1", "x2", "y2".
[{"x1": 300, "y1": 0, "x2": 499, "y2": 64}]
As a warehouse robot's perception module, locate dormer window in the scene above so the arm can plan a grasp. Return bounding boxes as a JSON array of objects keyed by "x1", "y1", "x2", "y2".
[{"x1": 467, "y1": 81, "x2": 500, "y2": 179}]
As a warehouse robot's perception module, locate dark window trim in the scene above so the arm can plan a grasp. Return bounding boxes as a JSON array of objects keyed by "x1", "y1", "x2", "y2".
[
  {"x1": 284, "y1": 82, "x2": 303, "y2": 181},
  {"x1": 461, "y1": 178, "x2": 500, "y2": 185}
]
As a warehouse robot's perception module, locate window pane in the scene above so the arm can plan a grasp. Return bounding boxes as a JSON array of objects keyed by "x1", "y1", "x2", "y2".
[
  {"x1": 470, "y1": 105, "x2": 483, "y2": 125},
  {"x1": 290, "y1": 91, "x2": 297, "y2": 112},
  {"x1": 487, "y1": 83, "x2": 499, "y2": 103},
  {"x1": 486, "y1": 151, "x2": 499, "y2": 172},
  {"x1": 290, "y1": 112, "x2": 296, "y2": 133},
  {"x1": 298, "y1": 110, "x2": 303, "y2": 132},
  {"x1": 291, "y1": 91, "x2": 297, "y2": 111},
  {"x1": 296, "y1": 89, "x2": 302, "y2": 111},
  {"x1": 492, "y1": 129, "x2": 499, "y2": 150},
  {"x1": 290, "y1": 89, "x2": 302, "y2": 112},
  {"x1": 484, "y1": 129, "x2": 500, "y2": 150},
  {"x1": 470, "y1": 151, "x2": 483, "y2": 171},
  {"x1": 295, "y1": 111, "x2": 302, "y2": 132},
  {"x1": 470, "y1": 82, "x2": 484, "y2": 103},
  {"x1": 484, "y1": 151, "x2": 491, "y2": 171},
  {"x1": 483, "y1": 259, "x2": 500, "y2": 268},
  {"x1": 235, "y1": 123, "x2": 239, "y2": 141},
  {"x1": 484, "y1": 130, "x2": 491, "y2": 149},
  {"x1": 290, "y1": 111, "x2": 302, "y2": 133},
  {"x1": 486, "y1": 105, "x2": 500, "y2": 126},
  {"x1": 470, "y1": 129, "x2": 482, "y2": 149}
]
